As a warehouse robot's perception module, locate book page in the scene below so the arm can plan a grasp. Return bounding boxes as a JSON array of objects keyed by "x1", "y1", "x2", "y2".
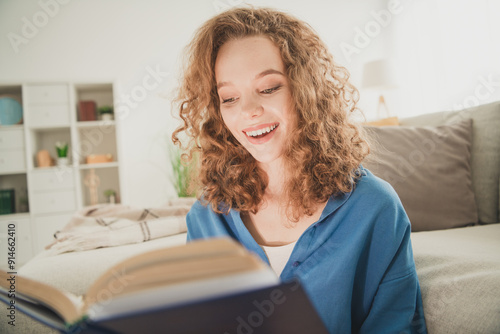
[
  {"x1": 0, "y1": 270, "x2": 83, "y2": 324},
  {"x1": 87, "y1": 267, "x2": 279, "y2": 321},
  {"x1": 84, "y1": 238, "x2": 247, "y2": 307}
]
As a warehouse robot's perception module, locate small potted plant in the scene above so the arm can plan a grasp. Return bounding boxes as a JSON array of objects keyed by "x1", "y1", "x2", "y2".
[
  {"x1": 98, "y1": 105, "x2": 114, "y2": 121},
  {"x1": 104, "y1": 189, "x2": 116, "y2": 204},
  {"x1": 55, "y1": 141, "x2": 69, "y2": 166}
]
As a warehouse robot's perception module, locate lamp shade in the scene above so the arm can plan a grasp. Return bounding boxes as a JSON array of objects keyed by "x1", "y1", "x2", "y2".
[{"x1": 361, "y1": 59, "x2": 398, "y2": 89}]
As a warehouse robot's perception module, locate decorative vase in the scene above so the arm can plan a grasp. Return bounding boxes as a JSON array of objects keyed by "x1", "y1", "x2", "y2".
[
  {"x1": 57, "y1": 157, "x2": 69, "y2": 166},
  {"x1": 101, "y1": 114, "x2": 113, "y2": 121}
]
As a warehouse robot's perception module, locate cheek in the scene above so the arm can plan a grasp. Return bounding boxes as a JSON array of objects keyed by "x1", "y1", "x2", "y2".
[
  {"x1": 274, "y1": 95, "x2": 295, "y2": 129},
  {"x1": 220, "y1": 111, "x2": 240, "y2": 138}
]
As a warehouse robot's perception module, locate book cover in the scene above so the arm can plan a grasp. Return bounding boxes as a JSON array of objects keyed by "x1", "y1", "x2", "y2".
[{"x1": 83, "y1": 280, "x2": 327, "y2": 334}]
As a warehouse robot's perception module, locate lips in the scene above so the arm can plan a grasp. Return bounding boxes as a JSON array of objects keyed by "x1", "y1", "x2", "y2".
[{"x1": 242, "y1": 123, "x2": 279, "y2": 144}]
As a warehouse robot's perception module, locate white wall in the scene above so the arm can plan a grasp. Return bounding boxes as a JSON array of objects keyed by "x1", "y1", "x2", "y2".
[
  {"x1": 3, "y1": 0, "x2": 495, "y2": 207},
  {"x1": 389, "y1": 0, "x2": 500, "y2": 117}
]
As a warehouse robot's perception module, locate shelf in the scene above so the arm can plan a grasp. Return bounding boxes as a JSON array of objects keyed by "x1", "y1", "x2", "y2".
[
  {"x1": 0, "y1": 124, "x2": 24, "y2": 130},
  {"x1": 30, "y1": 128, "x2": 72, "y2": 170},
  {"x1": 76, "y1": 120, "x2": 115, "y2": 128},
  {"x1": 32, "y1": 163, "x2": 119, "y2": 171},
  {"x1": 0, "y1": 85, "x2": 22, "y2": 94},
  {"x1": 75, "y1": 84, "x2": 113, "y2": 123},
  {"x1": 0, "y1": 86, "x2": 23, "y2": 125},
  {"x1": 0, "y1": 82, "x2": 122, "y2": 262},
  {"x1": 0, "y1": 169, "x2": 27, "y2": 176},
  {"x1": 29, "y1": 125, "x2": 71, "y2": 131},
  {"x1": 0, "y1": 212, "x2": 30, "y2": 220},
  {"x1": 0, "y1": 173, "x2": 29, "y2": 215},
  {"x1": 31, "y1": 165, "x2": 78, "y2": 172},
  {"x1": 79, "y1": 162, "x2": 119, "y2": 170},
  {"x1": 80, "y1": 165, "x2": 120, "y2": 206},
  {"x1": 75, "y1": 83, "x2": 113, "y2": 92}
]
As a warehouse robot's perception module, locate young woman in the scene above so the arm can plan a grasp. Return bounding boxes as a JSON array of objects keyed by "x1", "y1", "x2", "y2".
[{"x1": 172, "y1": 7, "x2": 426, "y2": 333}]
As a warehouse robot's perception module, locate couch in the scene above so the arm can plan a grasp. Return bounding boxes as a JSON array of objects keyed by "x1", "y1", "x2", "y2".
[
  {"x1": 2, "y1": 101, "x2": 499, "y2": 334},
  {"x1": 364, "y1": 100, "x2": 500, "y2": 333}
]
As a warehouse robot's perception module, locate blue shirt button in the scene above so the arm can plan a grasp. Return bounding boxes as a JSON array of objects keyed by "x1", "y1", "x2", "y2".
[{"x1": 293, "y1": 261, "x2": 300, "y2": 267}]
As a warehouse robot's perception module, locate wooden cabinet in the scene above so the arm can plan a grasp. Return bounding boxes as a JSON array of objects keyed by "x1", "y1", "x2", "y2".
[{"x1": 0, "y1": 82, "x2": 123, "y2": 268}]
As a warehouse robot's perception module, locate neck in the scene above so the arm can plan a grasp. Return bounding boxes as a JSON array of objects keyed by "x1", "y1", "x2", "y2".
[{"x1": 259, "y1": 158, "x2": 287, "y2": 199}]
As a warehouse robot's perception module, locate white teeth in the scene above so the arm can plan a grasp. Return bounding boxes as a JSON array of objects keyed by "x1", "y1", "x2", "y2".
[{"x1": 245, "y1": 124, "x2": 277, "y2": 137}]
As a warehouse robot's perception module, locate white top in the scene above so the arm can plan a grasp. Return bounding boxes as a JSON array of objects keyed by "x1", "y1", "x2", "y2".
[{"x1": 260, "y1": 241, "x2": 297, "y2": 276}]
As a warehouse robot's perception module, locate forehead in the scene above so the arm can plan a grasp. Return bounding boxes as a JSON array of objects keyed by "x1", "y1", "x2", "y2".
[{"x1": 215, "y1": 36, "x2": 285, "y2": 81}]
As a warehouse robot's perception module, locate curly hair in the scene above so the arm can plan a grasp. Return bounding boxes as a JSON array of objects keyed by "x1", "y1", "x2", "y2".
[{"x1": 172, "y1": 7, "x2": 369, "y2": 221}]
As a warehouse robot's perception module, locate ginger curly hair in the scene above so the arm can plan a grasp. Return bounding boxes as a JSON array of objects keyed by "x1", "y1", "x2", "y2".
[{"x1": 172, "y1": 7, "x2": 369, "y2": 221}]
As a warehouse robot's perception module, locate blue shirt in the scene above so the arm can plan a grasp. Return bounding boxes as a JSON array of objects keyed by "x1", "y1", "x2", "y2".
[{"x1": 186, "y1": 168, "x2": 427, "y2": 333}]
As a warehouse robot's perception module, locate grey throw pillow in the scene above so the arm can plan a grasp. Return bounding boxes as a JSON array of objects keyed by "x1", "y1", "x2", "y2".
[
  {"x1": 364, "y1": 119, "x2": 478, "y2": 232},
  {"x1": 400, "y1": 101, "x2": 500, "y2": 224}
]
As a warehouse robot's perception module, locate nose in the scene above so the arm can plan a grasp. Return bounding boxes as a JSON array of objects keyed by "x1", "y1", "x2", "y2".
[{"x1": 241, "y1": 96, "x2": 264, "y2": 119}]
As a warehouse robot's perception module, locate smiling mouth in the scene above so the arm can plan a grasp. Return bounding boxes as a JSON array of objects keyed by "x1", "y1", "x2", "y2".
[{"x1": 244, "y1": 124, "x2": 278, "y2": 139}]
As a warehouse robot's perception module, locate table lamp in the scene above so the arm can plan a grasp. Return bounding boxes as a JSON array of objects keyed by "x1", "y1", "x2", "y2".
[{"x1": 361, "y1": 59, "x2": 398, "y2": 120}]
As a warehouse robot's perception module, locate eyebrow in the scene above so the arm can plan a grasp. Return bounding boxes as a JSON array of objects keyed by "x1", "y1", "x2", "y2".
[{"x1": 216, "y1": 68, "x2": 285, "y2": 89}]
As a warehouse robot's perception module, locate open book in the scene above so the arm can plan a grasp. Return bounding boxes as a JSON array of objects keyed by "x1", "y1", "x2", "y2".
[
  {"x1": 1, "y1": 237, "x2": 328, "y2": 333},
  {"x1": 1, "y1": 238, "x2": 286, "y2": 332}
]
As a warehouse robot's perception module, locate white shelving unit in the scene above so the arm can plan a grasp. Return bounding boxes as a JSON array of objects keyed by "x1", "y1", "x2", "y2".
[{"x1": 0, "y1": 82, "x2": 123, "y2": 268}]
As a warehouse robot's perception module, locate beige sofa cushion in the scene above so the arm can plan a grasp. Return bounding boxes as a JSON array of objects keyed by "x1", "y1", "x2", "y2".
[
  {"x1": 399, "y1": 101, "x2": 500, "y2": 224},
  {"x1": 411, "y1": 224, "x2": 500, "y2": 334}
]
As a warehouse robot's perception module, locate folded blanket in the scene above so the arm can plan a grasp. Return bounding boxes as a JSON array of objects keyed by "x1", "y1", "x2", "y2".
[{"x1": 45, "y1": 197, "x2": 197, "y2": 255}]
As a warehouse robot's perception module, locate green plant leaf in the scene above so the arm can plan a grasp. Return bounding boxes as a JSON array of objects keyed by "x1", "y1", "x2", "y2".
[{"x1": 168, "y1": 142, "x2": 198, "y2": 197}]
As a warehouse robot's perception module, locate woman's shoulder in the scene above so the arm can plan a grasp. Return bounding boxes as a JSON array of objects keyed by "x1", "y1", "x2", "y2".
[
  {"x1": 187, "y1": 198, "x2": 217, "y2": 217},
  {"x1": 187, "y1": 198, "x2": 235, "y2": 226},
  {"x1": 353, "y1": 166, "x2": 401, "y2": 204},
  {"x1": 186, "y1": 198, "x2": 236, "y2": 240},
  {"x1": 189, "y1": 198, "x2": 208, "y2": 211},
  {"x1": 348, "y1": 166, "x2": 411, "y2": 227},
  {"x1": 188, "y1": 198, "x2": 227, "y2": 215}
]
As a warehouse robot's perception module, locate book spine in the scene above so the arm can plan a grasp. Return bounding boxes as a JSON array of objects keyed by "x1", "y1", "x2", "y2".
[{"x1": 78, "y1": 101, "x2": 97, "y2": 121}]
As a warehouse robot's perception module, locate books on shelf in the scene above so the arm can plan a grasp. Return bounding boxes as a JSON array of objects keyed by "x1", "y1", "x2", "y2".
[
  {"x1": 77, "y1": 100, "x2": 97, "y2": 121},
  {"x1": 0, "y1": 189, "x2": 15, "y2": 215},
  {"x1": 0, "y1": 237, "x2": 327, "y2": 333}
]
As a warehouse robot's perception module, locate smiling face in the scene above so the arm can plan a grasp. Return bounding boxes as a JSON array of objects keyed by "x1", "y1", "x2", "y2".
[{"x1": 215, "y1": 36, "x2": 295, "y2": 167}]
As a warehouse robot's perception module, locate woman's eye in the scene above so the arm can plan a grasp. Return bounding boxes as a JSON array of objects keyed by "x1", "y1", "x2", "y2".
[
  {"x1": 261, "y1": 85, "x2": 282, "y2": 94},
  {"x1": 222, "y1": 97, "x2": 236, "y2": 104}
]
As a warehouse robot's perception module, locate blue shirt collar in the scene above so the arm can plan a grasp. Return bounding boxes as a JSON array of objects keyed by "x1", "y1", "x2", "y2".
[{"x1": 226, "y1": 186, "x2": 354, "y2": 266}]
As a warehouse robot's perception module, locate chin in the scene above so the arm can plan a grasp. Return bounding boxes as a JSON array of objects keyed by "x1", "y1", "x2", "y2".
[
  {"x1": 238, "y1": 140, "x2": 284, "y2": 165},
  {"x1": 248, "y1": 152, "x2": 282, "y2": 165}
]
